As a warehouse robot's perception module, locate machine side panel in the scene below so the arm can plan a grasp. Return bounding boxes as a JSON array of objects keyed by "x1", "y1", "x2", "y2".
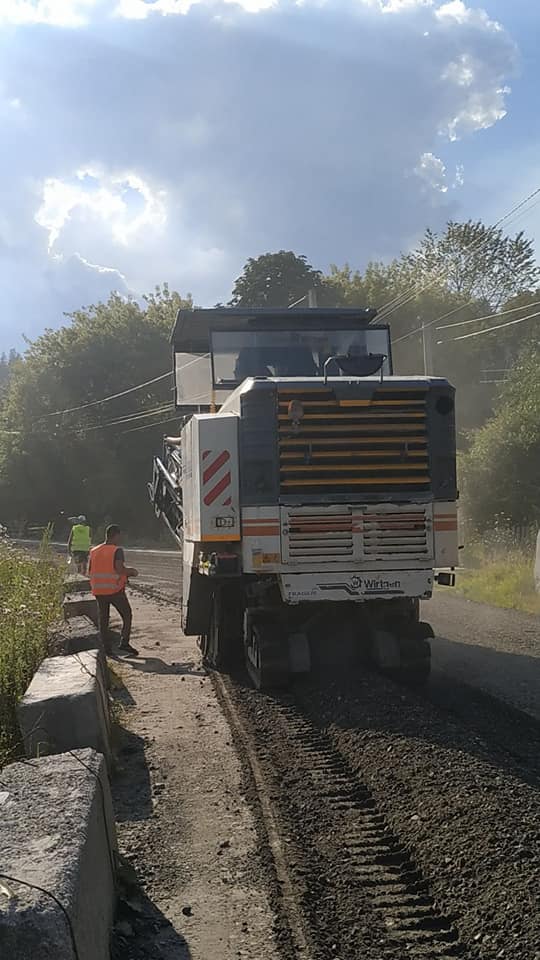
[
  {"x1": 194, "y1": 414, "x2": 241, "y2": 543},
  {"x1": 241, "y1": 506, "x2": 281, "y2": 572},
  {"x1": 181, "y1": 419, "x2": 196, "y2": 542},
  {"x1": 182, "y1": 539, "x2": 212, "y2": 635},
  {"x1": 433, "y1": 501, "x2": 459, "y2": 567},
  {"x1": 279, "y1": 569, "x2": 433, "y2": 603}
]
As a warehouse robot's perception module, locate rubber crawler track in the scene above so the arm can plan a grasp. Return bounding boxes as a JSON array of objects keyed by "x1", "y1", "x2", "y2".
[
  {"x1": 218, "y1": 673, "x2": 469, "y2": 960},
  {"x1": 270, "y1": 698, "x2": 463, "y2": 958},
  {"x1": 213, "y1": 673, "x2": 313, "y2": 959}
]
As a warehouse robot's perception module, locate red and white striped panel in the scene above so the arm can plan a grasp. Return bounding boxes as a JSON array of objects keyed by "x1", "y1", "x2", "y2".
[{"x1": 202, "y1": 449, "x2": 232, "y2": 507}]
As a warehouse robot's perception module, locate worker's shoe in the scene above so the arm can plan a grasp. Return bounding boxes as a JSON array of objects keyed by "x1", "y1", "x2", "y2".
[{"x1": 119, "y1": 642, "x2": 139, "y2": 657}]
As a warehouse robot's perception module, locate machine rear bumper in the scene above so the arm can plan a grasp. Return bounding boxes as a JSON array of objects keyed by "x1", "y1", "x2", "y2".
[{"x1": 279, "y1": 569, "x2": 433, "y2": 603}]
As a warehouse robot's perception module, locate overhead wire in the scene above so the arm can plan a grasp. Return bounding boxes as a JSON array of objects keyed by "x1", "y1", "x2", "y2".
[
  {"x1": 65, "y1": 404, "x2": 174, "y2": 436},
  {"x1": 373, "y1": 184, "x2": 540, "y2": 333},
  {"x1": 41, "y1": 371, "x2": 171, "y2": 419},
  {"x1": 435, "y1": 298, "x2": 540, "y2": 331},
  {"x1": 379, "y1": 184, "x2": 540, "y2": 320},
  {"x1": 436, "y1": 307, "x2": 540, "y2": 344},
  {"x1": 392, "y1": 300, "x2": 476, "y2": 346},
  {"x1": 41, "y1": 353, "x2": 210, "y2": 421},
  {"x1": 121, "y1": 415, "x2": 181, "y2": 435}
]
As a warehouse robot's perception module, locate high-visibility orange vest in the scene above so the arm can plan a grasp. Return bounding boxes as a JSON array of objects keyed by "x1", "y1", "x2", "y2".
[{"x1": 88, "y1": 543, "x2": 127, "y2": 596}]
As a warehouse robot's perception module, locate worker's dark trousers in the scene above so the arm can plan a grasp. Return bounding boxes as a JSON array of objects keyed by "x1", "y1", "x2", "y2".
[{"x1": 96, "y1": 590, "x2": 132, "y2": 648}]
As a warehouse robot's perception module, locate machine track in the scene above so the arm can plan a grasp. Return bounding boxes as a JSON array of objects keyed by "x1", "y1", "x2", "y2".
[
  {"x1": 215, "y1": 667, "x2": 540, "y2": 960},
  {"x1": 130, "y1": 583, "x2": 539, "y2": 959},
  {"x1": 266, "y1": 701, "x2": 461, "y2": 958}
]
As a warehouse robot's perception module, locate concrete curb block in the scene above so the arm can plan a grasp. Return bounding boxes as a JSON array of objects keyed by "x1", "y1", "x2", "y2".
[
  {"x1": 63, "y1": 593, "x2": 99, "y2": 629},
  {"x1": 0, "y1": 749, "x2": 117, "y2": 960},
  {"x1": 48, "y1": 616, "x2": 106, "y2": 679},
  {"x1": 63, "y1": 575, "x2": 91, "y2": 596},
  {"x1": 17, "y1": 650, "x2": 112, "y2": 768}
]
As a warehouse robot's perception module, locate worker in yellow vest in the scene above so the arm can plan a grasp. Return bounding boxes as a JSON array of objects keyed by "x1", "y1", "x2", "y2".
[
  {"x1": 68, "y1": 515, "x2": 92, "y2": 574},
  {"x1": 88, "y1": 524, "x2": 139, "y2": 657}
]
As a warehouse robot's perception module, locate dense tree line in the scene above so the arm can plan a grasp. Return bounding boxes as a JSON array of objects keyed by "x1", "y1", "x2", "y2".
[{"x1": 1, "y1": 222, "x2": 539, "y2": 535}]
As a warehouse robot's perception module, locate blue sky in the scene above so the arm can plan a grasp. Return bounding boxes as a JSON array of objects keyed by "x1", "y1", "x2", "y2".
[{"x1": 0, "y1": 0, "x2": 538, "y2": 351}]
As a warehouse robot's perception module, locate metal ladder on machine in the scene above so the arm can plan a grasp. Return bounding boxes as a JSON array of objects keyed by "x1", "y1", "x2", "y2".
[{"x1": 148, "y1": 440, "x2": 183, "y2": 548}]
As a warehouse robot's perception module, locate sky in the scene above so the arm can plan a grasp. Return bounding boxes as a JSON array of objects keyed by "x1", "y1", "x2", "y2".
[{"x1": 0, "y1": 0, "x2": 539, "y2": 351}]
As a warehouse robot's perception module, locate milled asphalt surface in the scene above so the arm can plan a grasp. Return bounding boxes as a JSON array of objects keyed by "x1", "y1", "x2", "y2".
[
  {"x1": 426, "y1": 591, "x2": 540, "y2": 721},
  {"x1": 16, "y1": 538, "x2": 540, "y2": 718},
  {"x1": 128, "y1": 545, "x2": 540, "y2": 723}
]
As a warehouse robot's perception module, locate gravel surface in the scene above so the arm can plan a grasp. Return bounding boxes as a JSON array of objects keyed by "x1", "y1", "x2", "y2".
[
  {"x1": 105, "y1": 554, "x2": 539, "y2": 960},
  {"x1": 225, "y1": 665, "x2": 540, "y2": 960},
  {"x1": 427, "y1": 592, "x2": 540, "y2": 720},
  {"x1": 109, "y1": 593, "x2": 281, "y2": 960}
]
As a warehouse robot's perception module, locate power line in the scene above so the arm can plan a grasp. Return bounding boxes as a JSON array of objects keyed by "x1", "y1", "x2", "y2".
[
  {"x1": 42, "y1": 371, "x2": 171, "y2": 419},
  {"x1": 436, "y1": 298, "x2": 540, "y2": 331},
  {"x1": 66, "y1": 404, "x2": 173, "y2": 436},
  {"x1": 437, "y1": 307, "x2": 540, "y2": 344},
  {"x1": 41, "y1": 353, "x2": 210, "y2": 421},
  {"x1": 375, "y1": 184, "x2": 540, "y2": 329},
  {"x1": 380, "y1": 185, "x2": 540, "y2": 320},
  {"x1": 392, "y1": 300, "x2": 475, "y2": 345},
  {"x1": 122, "y1": 415, "x2": 180, "y2": 435}
]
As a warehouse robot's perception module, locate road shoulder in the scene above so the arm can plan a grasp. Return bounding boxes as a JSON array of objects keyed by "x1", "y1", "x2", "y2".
[
  {"x1": 427, "y1": 591, "x2": 540, "y2": 720},
  {"x1": 110, "y1": 593, "x2": 280, "y2": 960}
]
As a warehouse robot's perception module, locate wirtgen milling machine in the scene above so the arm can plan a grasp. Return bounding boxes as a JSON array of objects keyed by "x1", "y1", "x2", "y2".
[{"x1": 150, "y1": 308, "x2": 458, "y2": 689}]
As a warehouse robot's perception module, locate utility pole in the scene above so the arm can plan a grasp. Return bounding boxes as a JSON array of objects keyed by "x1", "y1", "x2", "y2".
[
  {"x1": 421, "y1": 318, "x2": 433, "y2": 377},
  {"x1": 307, "y1": 289, "x2": 318, "y2": 308}
]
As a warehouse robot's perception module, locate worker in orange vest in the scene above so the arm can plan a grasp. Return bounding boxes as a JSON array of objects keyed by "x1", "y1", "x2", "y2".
[{"x1": 88, "y1": 524, "x2": 139, "y2": 657}]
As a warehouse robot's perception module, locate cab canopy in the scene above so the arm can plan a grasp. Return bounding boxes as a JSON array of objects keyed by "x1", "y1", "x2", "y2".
[{"x1": 171, "y1": 307, "x2": 391, "y2": 410}]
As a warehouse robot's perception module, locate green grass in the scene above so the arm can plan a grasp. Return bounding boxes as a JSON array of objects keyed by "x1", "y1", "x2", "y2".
[
  {"x1": 0, "y1": 538, "x2": 63, "y2": 767},
  {"x1": 455, "y1": 544, "x2": 540, "y2": 615}
]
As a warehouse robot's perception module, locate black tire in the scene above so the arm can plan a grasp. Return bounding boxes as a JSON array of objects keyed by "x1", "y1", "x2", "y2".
[
  {"x1": 244, "y1": 617, "x2": 289, "y2": 691},
  {"x1": 400, "y1": 621, "x2": 433, "y2": 687},
  {"x1": 204, "y1": 586, "x2": 243, "y2": 671}
]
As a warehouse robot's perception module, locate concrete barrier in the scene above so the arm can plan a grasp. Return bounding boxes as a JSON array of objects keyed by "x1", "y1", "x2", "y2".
[
  {"x1": 17, "y1": 650, "x2": 111, "y2": 767},
  {"x1": 0, "y1": 749, "x2": 117, "y2": 960},
  {"x1": 63, "y1": 575, "x2": 91, "y2": 596},
  {"x1": 49, "y1": 615, "x2": 102, "y2": 658},
  {"x1": 63, "y1": 592, "x2": 99, "y2": 629}
]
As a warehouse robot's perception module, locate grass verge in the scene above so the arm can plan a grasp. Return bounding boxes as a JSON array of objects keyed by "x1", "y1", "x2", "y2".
[
  {"x1": 455, "y1": 544, "x2": 540, "y2": 615},
  {"x1": 0, "y1": 538, "x2": 63, "y2": 767}
]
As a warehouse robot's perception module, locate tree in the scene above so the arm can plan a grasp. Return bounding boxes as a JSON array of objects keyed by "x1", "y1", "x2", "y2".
[
  {"x1": 402, "y1": 220, "x2": 540, "y2": 308},
  {"x1": 229, "y1": 251, "x2": 330, "y2": 307},
  {"x1": 324, "y1": 222, "x2": 540, "y2": 437},
  {"x1": 0, "y1": 350, "x2": 20, "y2": 396},
  {"x1": 463, "y1": 350, "x2": 540, "y2": 528},
  {"x1": 0, "y1": 286, "x2": 191, "y2": 537}
]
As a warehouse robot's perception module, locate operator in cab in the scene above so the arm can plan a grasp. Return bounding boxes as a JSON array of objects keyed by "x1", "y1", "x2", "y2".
[{"x1": 88, "y1": 524, "x2": 139, "y2": 657}]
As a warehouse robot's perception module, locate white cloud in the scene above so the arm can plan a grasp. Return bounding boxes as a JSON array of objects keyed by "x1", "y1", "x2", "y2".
[
  {"x1": 0, "y1": 0, "x2": 520, "y2": 347},
  {"x1": 415, "y1": 152, "x2": 449, "y2": 193},
  {"x1": 436, "y1": 0, "x2": 502, "y2": 31},
  {"x1": 114, "y1": 0, "x2": 276, "y2": 17},
  {"x1": 35, "y1": 170, "x2": 167, "y2": 250},
  {"x1": 454, "y1": 163, "x2": 465, "y2": 187},
  {"x1": 0, "y1": 0, "x2": 98, "y2": 27},
  {"x1": 415, "y1": 152, "x2": 466, "y2": 193}
]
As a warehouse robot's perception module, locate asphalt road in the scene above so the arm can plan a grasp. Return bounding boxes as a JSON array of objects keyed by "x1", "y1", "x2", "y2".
[
  {"x1": 129, "y1": 549, "x2": 539, "y2": 721},
  {"x1": 16, "y1": 539, "x2": 539, "y2": 719},
  {"x1": 426, "y1": 590, "x2": 540, "y2": 721},
  {"x1": 16, "y1": 538, "x2": 182, "y2": 596}
]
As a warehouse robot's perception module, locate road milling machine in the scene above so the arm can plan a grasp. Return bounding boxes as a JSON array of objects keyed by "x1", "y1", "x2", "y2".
[{"x1": 149, "y1": 308, "x2": 458, "y2": 689}]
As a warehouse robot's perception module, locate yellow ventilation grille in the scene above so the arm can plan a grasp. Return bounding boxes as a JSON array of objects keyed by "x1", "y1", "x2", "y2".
[{"x1": 277, "y1": 387, "x2": 430, "y2": 494}]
